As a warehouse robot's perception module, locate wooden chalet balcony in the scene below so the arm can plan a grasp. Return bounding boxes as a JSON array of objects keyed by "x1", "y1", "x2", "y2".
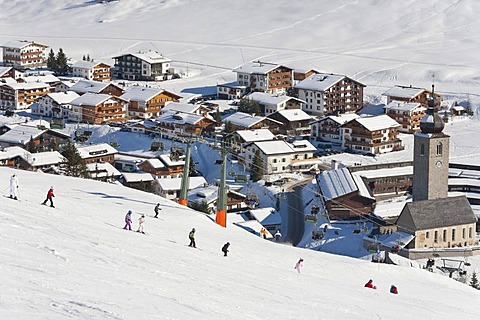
[
  {"x1": 345, "y1": 138, "x2": 402, "y2": 148},
  {"x1": 129, "y1": 106, "x2": 161, "y2": 113}
]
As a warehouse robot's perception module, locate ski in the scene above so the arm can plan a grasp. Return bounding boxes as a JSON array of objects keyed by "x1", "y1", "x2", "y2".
[
  {"x1": 3, "y1": 195, "x2": 20, "y2": 202},
  {"x1": 40, "y1": 203, "x2": 55, "y2": 208}
]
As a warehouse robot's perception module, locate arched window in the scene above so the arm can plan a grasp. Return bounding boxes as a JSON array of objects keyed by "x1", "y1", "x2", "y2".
[
  {"x1": 420, "y1": 144, "x2": 425, "y2": 155},
  {"x1": 436, "y1": 143, "x2": 443, "y2": 155}
]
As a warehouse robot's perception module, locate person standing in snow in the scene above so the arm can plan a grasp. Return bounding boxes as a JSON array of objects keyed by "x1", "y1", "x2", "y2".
[
  {"x1": 222, "y1": 242, "x2": 230, "y2": 256},
  {"x1": 390, "y1": 285, "x2": 398, "y2": 294},
  {"x1": 42, "y1": 186, "x2": 55, "y2": 207},
  {"x1": 274, "y1": 230, "x2": 282, "y2": 242},
  {"x1": 294, "y1": 258, "x2": 304, "y2": 273},
  {"x1": 123, "y1": 210, "x2": 133, "y2": 230},
  {"x1": 9, "y1": 174, "x2": 19, "y2": 200},
  {"x1": 364, "y1": 279, "x2": 377, "y2": 289},
  {"x1": 154, "y1": 203, "x2": 161, "y2": 218},
  {"x1": 137, "y1": 214, "x2": 145, "y2": 234},
  {"x1": 188, "y1": 228, "x2": 196, "y2": 248},
  {"x1": 260, "y1": 228, "x2": 268, "y2": 239}
]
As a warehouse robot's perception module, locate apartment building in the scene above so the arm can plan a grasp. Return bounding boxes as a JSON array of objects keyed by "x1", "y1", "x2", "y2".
[
  {"x1": 71, "y1": 61, "x2": 112, "y2": 82},
  {"x1": 112, "y1": 51, "x2": 173, "y2": 81},
  {"x1": 1, "y1": 40, "x2": 49, "y2": 69}
]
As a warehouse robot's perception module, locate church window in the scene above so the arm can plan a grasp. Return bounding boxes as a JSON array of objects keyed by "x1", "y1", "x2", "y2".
[
  {"x1": 434, "y1": 231, "x2": 438, "y2": 243},
  {"x1": 462, "y1": 228, "x2": 465, "y2": 239},
  {"x1": 436, "y1": 143, "x2": 443, "y2": 155},
  {"x1": 452, "y1": 229, "x2": 455, "y2": 241},
  {"x1": 442, "y1": 229, "x2": 447, "y2": 242},
  {"x1": 469, "y1": 227, "x2": 473, "y2": 238},
  {"x1": 420, "y1": 144, "x2": 425, "y2": 155},
  {"x1": 426, "y1": 231, "x2": 429, "y2": 239}
]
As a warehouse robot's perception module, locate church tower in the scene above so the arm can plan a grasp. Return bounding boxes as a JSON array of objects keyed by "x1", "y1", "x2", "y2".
[{"x1": 412, "y1": 85, "x2": 449, "y2": 201}]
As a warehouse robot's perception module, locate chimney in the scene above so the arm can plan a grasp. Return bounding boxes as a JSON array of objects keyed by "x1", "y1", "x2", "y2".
[{"x1": 331, "y1": 159, "x2": 339, "y2": 170}]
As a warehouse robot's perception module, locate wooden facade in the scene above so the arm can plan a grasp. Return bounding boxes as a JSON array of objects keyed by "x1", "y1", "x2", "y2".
[
  {"x1": 325, "y1": 192, "x2": 375, "y2": 220},
  {"x1": 127, "y1": 90, "x2": 181, "y2": 119},
  {"x1": 0, "y1": 82, "x2": 51, "y2": 110}
]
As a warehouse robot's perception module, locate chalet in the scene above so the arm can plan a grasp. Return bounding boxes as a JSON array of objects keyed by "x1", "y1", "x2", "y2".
[
  {"x1": 396, "y1": 196, "x2": 477, "y2": 255},
  {"x1": 86, "y1": 162, "x2": 121, "y2": 182},
  {"x1": 233, "y1": 61, "x2": 293, "y2": 94},
  {"x1": 245, "y1": 92, "x2": 304, "y2": 116},
  {"x1": 69, "y1": 93, "x2": 128, "y2": 124},
  {"x1": 0, "y1": 81, "x2": 51, "y2": 110},
  {"x1": 225, "y1": 128, "x2": 275, "y2": 153},
  {"x1": 187, "y1": 185, "x2": 248, "y2": 213},
  {"x1": 138, "y1": 158, "x2": 166, "y2": 177},
  {"x1": 120, "y1": 87, "x2": 181, "y2": 119},
  {"x1": 294, "y1": 73, "x2": 365, "y2": 117},
  {"x1": 127, "y1": 120, "x2": 158, "y2": 134},
  {"x1": 310, "y1": 113, "x2": 359, "y2": 146},
  {"x1": 18, "y1": 74, "x2": 60, "y2": 86},
  {"x1": 244, "y1": 139, "x2": 318, "y2": 174},
  {"x1": 223, "y1": 111, "x2": 281, "y2": 132},
  {"x1": 31, "y1": 91, "x2": 79, "y2": 118},
  {"x1": 384, "y1": 101, "x2": 427, "y2": 133},
  {"x1": 154, "y1": 176, "x2": 207, "y2": 200},
  {"x1": 341, "y1": 115, "x2": 403, "y2": 155},
  {"x1": 71, "y1": 61, "x2": 112, "y2": 82},
  {"x1": 0, "y1": 124, "x2": 70, "y2": 150},
  {"x1": 158, "y1": 153, "x2": 185, "y2": 176},
  {"x1": 0, "y1": 67, "x2": 14, "y2": 79},
  {"x1": 162, "y1": 102, "x2": 210, "y2": 117},
  {"x1": 77, "y1": 143, "x2": 119, "y2": 164},
  {"x1": 54, "y1": 79, "x2": 78, "y2": 92},
  {"x1": 0, "y1": 146, "x2": 28, "y2": 167},
  {"x1": 19, "y1": 151, "x2": 64, "y2": 171},
  {"x1": 69, "y1": 79, "x2": 124, "y2": 97},
  {"x1": 120, "y1": 171, "x2": 155, "y2": 189},
  {"x1": 317, "y1": 167, "x2": 375, "y2": 220},
  {"x1": 156, "y1": 110, "x2": 215, "y2": 136},
  {"x1": 112, "y1": 51, "x2": 174, "y2": 81},
  {"x1": 383, "y1": 85, "x2": 441, "y2": 109},
  {"x1": 1, "y1": 40, "x2": 49, "y2": 69},
  {"x1": 247, "y1": 207, "x2": 280, "y2": 236},
  {"x1": 349, "y1": 163, "x2": 413, "y2": 196},
  {"x1": 114, "y1": 153, "x2": 149, "y2": 172},
  {"x1": 216, "y1": 81, "x2": 247, "y2": 100},
  {"x1": 267, "y1": 109, "x2": 313, "y2": 137}
]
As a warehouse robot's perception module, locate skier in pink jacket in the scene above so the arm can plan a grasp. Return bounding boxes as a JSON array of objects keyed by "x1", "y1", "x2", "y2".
[{"x1": 294, "y1": 258, "x2": 304, "y2": 273}]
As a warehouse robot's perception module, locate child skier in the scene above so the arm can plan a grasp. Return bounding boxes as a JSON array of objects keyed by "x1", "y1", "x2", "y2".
[
  {"x1": 42, "y1": 186, "x2": 55, "y2": 207},
  {"x1": 364, "y1": 279, "x2": 377, "y2": 289},
  {"x1": 123, "y1": 210, "x2": 132, "y2": 230},
  {"x1": 294, "y1": 258, "x2": 304, "y2": 273},
  {"x1": 260, "y1": 228, "x2": 268, "y2": 239},
  {"x1": 274, "y1": 230, "x2": 282, "y2": 242},
  {"x1": 137, "y1": 214, "x2": 145, "y2": 234},
  {"x1": 154, "y1": 203, "x2": 161, "y2": 218},
  {"x1": 9, "y1": 173, "x2": 19, "y2": 200},
  {"x1": 390, "y1": 285, "x2": 398, "y2": 294},
  {"x1": 188, "y1": 228, "x2": 196, "y2": 248},
  {"x1": 222, "y1": 242, "x2": 230, "y2": 256}
]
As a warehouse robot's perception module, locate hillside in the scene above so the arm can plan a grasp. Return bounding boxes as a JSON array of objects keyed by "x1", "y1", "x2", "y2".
[
  {"x1": 0, "y1": 167, "x2": 479, "y2": 319},
  {"x1": 1, "y1": 0, "x2": 480, "y2": 103}
]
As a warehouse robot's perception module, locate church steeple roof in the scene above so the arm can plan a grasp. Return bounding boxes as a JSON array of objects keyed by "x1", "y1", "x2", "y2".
[{"x1": 420, "y1": 85, "x2": 444, "y2": 134}]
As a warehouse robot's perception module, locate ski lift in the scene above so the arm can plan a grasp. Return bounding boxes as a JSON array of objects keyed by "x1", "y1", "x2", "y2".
[
  {"x1": 110, "y1": 141, "x2": 120, "y2": 148},
  {"x1": 150, "y1": 140, "x2": 165, "y2": 151},
  {"x1": 50, "y1": 117, "x2": 65, "y2": 129},
  {"x1": 305, "y1": 214, "x2": 318, "y2": 223},
  {"x1": 245, "y1": 193, "x2": 259, "y2": 208},
  {"x1": 312, "y1": 230, "x2": 324, "y2": 240},
  {"x1": 367, "y1": 242, "x2": 379, "y2": 253},
  {"x1": 235, "y1": 174, "x2": 248, "y2": 183}
]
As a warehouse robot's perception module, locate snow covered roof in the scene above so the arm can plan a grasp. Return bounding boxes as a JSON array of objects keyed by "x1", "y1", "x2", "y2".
[
  {"x1": 2, "y1": 81, "x2": 50, "y2": 90},
  {"x1": 141, "y1": 158, "x2": 165, "y2": 169},
  {"x1": 28, "y1": 151, "x2": 64, "y2": 167},
  {"x1": 223, "y1": 112, "x2": 266, "y2": 128},
  {"x1": 348, "y1": 115, "x2": 401, "y2": 131},
  {"x1": 373, "y1": 196, "x2": 412, "y2": 220},
  {"x1": 70, "y1": 79, "x2": 118, "y2": 94},
  {"x1": 72, "y1": 61, "x2": 110, "y2": 69},
  {"x1": 233, "y1": 61, "x2": 289, "y2": 75},
  {"x1": 249, "y1": 207, "x2": 281, "y2": 225},
  {"x1": 449, "y1": 168, "x2": 480, "y2": 179},
  {"x1": 113, "y1": 51, "x2": 171, "y2": 64},
  {"x1": 382, "y1": 86, "x2": 425, "y2": 99},
  {"x1": 77, "y1": 143, "x2": 118, "y2": 159},
  {"x1": 120, "y1": 86, "x2": 163, "y2": 102},
  {"x1": 156, "y1": 176, "x2": 207, "y2": 191},
  {"x1": 0, "y1": 67, "x2": 12, "y2": 77},
  {"x1": 156, "y1": 110, "x2": 206, "y2": 125},
  {"x1": 235, "y1": 129, "x2": 275, "y2": 142},
  {"x1": 20, "y1": 74, "x2": 60, "y2": 84},
  {"x1": 114, "y1": 153, "x2": 148, "y2": 164},
  {"x1": 188, "y1": 185, "x2": 246, "y2": 205},
  {"x1": 0, "y1": 146, "x2": 30, "y2": 160},
  {"x1": 0, "y1": 77, "x2": 17, "y2": 85},
  {"x1": 449, "y1": 178, "x2": 480, "y2": 188},
  {"x1": 0, "y1": 125, "x2": 46, "y2": 145},
  {"x1": 254, "y1": 139, "x2": 316, "y2": 156},
  {"x1": 246, "y1": 92, "x2": 305, "y2": 106},
  {"x1": 86, "y1": 162, "x2": 121, "y2": 177},
  {"x1": 217, "y1": 81, "x2": 247, "y2": 89},
  {"x1": 70, "y1": 93, "x2": 112, "y2": 106},
  {"x1": 274, "y1": 109, "x2": 312, "y2": 122},
  {"x1": 2, "y1": 40, "x2": 48, "y2": 49},
  {"x1": 295, "y1": 73, "x2": 353, "y2": 91},
  {"x1": 121, "y1": 172, "x2": 154, "y2": 183},
  {"x1": 159, "y1": 153, "x2": 185, "y2": 167},
  {"x1": 312, "y1": 113, "x2": 360, "y2": 125},
  {"x1": 317, "y1": 167, "x2": 358, "y2": 200},
  {"x1": 46, "y1": 91, "x2": 80, "y2": 104},
  {"x1": 384, "y1": 101, "x2": 424, "y2": 112},
  {"x1": 162, "y1": 102, "x2": 201, "y2": 114},
  {"x1": 353, "y1": 166, "x2": 413, "y2": 180}
]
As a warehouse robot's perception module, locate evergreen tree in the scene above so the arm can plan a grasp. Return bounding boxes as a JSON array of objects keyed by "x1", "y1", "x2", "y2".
[
  {"x1": 250, "y1": 149, "x2": 264, "y2": 182},
  {"x1": 470, "y1": 271, "x2": 480, "y2": 289},
  {"x1": 55, "y1": 48, "x2": 69, "y2": 76},
  {"x1": 189, "y1": 156, "x2": 198, "y2": 176},
  {"x1": 26, "y1": 137, "x2": 37, "y2": 153},
  {"x1": 47, "y1": 49, "x2": 57, "y2": 71},
  {"x1": 60, "y1": 140, "x2": 88, "y2": 177},
  {"x1": 82, "y1": 55, "x2": 86, "y2": 61},
  {"x1": 86, "y1": 54, "x2": 91, "y2": 61},
  {"x1": 239, "y1": 98, "x2": 261, "y2": 115},
  {"x1": 214, "y1": 109, "x2": 222, "y2": 123},
  {"x1": 224, "y1": 121, "x2": 234, "y2": 133}
]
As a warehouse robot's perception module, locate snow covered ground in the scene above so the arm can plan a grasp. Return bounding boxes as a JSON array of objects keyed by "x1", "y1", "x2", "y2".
[{"x1": 1, "y1": 166, "x2": 479, "y2": 319}]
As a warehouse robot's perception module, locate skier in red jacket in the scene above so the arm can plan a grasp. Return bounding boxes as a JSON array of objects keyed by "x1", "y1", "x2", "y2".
[
  {"x1": 42, "y1": 187, "x2": 55, "y2": 207},
  {"x1": 364, "y1": 279, "x2": 377, "y2": 289}
]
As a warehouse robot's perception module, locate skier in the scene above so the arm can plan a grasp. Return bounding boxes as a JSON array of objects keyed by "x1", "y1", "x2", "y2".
[
  {"x1": 274, "y1": 230, "x2": 282, "y2": 242},
  {"x1": 364, "y1": 279, "x2": 377, "y2": 289},
  {"x1": 260, "y1": 228, "x2": 268, "y2": 239},
  {"x1": 42, "y1": 186, "x2": 55, "y2": 207},
  {"x1": 390, "y1": 285, "x2": 398, "y2": 294},
  {"x1": 137, "y1": 214, "x2": 145, "y2": 234},
  {"x1": 294, "y1": 258, "x2": 304, "y2": 273},
  {"x1": 9, "y1": 173, "x2": 19, "y2": 200},
  {"x1": 123, "y1": 210, "x2": 132, "y2": 230},
  {"x1": 188, "y1": 228, "x2": 196, "y2": 248},
  {"x1": 222, "y1": 242, "x2": 230, "y2": 256},
  {"x1": 154, "y1": 203, "x2": 161, "y2": 218}
]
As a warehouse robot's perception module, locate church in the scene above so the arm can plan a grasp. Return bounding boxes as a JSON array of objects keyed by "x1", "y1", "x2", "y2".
[{"x1": 395, "y1": 86, "x2": 477, "y2": 258}]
